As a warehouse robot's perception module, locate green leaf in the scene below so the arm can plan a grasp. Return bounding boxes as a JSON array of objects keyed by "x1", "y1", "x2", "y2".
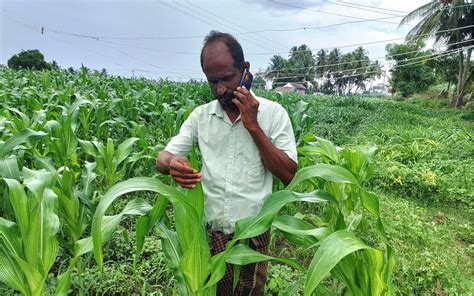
[
  {"x1": 272, "y1": 215, "x2": 331, "y2": 241},
  {"x1": 304, "y1": 230, "x2": 371, "y2": 296},
  {"x1": 92, "y1": 177, "x2": 190, "y2": 271},
  {"x1": 4, "y1": 179, "x2": 30, "y2": 243},
  {"x1": 233, "y1": 191, "x2": 298, "y2": 241},
  {"x1": 75, "y1": 198, "x2": 152, "y2": 257},
  {"x1": 179, "y1": 235, "x2": 211, "y2": 293},
  {"x1": 0, "y1": 218, "x2": 28, "y2": 295},
  {"x1": 0, "y1": 128, "x2": 47, "y2": 158},
  {"x1": 115, "y1": 137, "x2": 139, "y2": 165},
  {"x1": 135, "y1": 216, "x2": 149, "y2": 260},
  {"x1": 286, "y1": 163, "x2": 359, "y2": 191},
  {"x1": 225, "y1": 244, "x2": 304, "y2": 272},
  {"x1": 0, "y1": 155, "x2": 20, "y2": 180}
]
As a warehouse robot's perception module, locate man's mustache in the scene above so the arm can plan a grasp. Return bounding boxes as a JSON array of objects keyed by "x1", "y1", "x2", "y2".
[{"x1": 215, "y1": 91, "x2": 235, "y2": 104}]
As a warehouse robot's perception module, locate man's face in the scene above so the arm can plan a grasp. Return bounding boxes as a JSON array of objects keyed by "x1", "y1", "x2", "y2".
[{"x1": 202, "y1": 42, "x2": 243, "y2": 108}]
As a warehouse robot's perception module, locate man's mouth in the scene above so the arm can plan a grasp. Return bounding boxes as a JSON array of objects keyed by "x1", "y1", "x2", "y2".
[{"x1": 216, "y1": 92, "x2": 235, "y2": 105}]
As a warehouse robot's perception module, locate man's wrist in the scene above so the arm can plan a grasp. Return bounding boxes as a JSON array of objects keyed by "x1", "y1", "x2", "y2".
[{"x1": 245, "y1": 124, "x2": 262, "y2": 134}]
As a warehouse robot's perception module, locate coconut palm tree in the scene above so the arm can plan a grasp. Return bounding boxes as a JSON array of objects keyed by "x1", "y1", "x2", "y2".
[
  {"x1": 265, "y1": 55, "x2": 289, "y2": 88},
  {"x1": 399, "y1": 0, "x2": 473, "y2": 107}
]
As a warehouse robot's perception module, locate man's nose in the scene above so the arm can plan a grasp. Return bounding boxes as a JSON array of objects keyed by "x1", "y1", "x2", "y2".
[{"x1": 216, "y1": 81, "x2": 226, "y2": 95}]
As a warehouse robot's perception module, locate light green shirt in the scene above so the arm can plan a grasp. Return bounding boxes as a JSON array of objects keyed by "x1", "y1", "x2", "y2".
[{"x1": 164, "y1": 93, "x2": 297, "y2": 234}]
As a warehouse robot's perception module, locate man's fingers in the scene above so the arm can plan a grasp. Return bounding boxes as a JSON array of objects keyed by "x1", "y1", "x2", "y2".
[
  {"x1": 170, "y1": 169, "x2": 201, "y2": 179},
  {"x1": 173, "y1": 176, "x2": 200, "y2": 185},
  {"x1": 171, "y1": 161, "x2": 196, "y2": 174},
  {"x1": 232, "y1": 98, "x2": 243, "y2": 109},
  {"x1": 233, "y1": 90, "x2": 247, "y2": 103},
  {"x1": 237, "y1": 86, "x2": 250, "y2": 95}
]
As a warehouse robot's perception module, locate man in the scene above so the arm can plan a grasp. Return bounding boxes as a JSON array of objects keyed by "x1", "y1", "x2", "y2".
[{"x1": 156, "y1": 31, "x2": 297, "y2": 295}]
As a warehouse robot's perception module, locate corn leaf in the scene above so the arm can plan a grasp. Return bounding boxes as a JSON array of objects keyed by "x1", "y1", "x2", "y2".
[
  {"x1": 0, "y1": 128, "x2": 47, "y2": 158},
  {"x1": 76, "y1": 198, "x2": 152, "y2": 257},
  {"x1": 304, "y1": 230, "x2": 371, "y2": 296},
  {"x1": 272, "y1": 215, "x2": 331, "y2": 241},
  {"x1": 92, "y1": 177, "x2": 192, "y2": 271},
  {"x1": 0, "y1": 155, "x2": 20, "y2": 180},
  {"x1": 286, "y1": 163, "x2": 359, "y2": 191},
  {"x1": 0, "y1": 218, "x2": 28, "y2": 295},
  {"x1": 225, "y1": 244, "x2": 304, "y2": 272},
  {"x1": 3, "y1": 179, "x2": 30, "y2": 243}
]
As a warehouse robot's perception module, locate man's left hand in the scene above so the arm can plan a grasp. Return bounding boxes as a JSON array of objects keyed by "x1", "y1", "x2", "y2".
[{"x1": 233, "y1": 86, "x2": 260, "y2": 132}]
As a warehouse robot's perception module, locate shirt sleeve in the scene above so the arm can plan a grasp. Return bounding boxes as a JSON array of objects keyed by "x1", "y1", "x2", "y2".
[
  {"x1": 164, "y1": 108, "x2": 199, "y2": 156},
  {"x1": 269, "y1": 105, "x2": 298, "y2": 164}
]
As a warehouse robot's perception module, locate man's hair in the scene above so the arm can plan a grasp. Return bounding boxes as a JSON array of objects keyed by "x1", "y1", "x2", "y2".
[{"x1": 200, "y1": 30, "x2": 245, "y2": 70}]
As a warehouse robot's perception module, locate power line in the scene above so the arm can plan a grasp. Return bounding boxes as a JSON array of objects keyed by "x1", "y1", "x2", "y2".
[
  {"x1": 269, "y1": 1, "x2": 404, "y2": 25},
  {"x1": 11, "y1": 12, "x2": 416, "y2": 41},
  {"x1": 162, "y1": 0, "x2": 280, "y2": 52},
  {"x1": 20, "y1": 6, "x2": 471, "y2": 59},
  {"x1": 4, "y1": 10, "x2": 472, "y2": 84},
  {"x1": 185, "y1": 0, "x2": 290, "y2": 52},
  {"x1": 323, "y1": 0, "x2": 405, "y2": 17},
  {"x1": 333, "y1": 0, "x2": 410, "y2": 14},
  {"x1": 3, "y1": 14, "x2": 203, "y2": 79},
  {"x1": 246, "y1": 25, "x2": 474, "y2": 56},
  {"x1": 261, "y1": 45, "x2": 472, "y2": 82},
  {"x1": 5, "y1": 11, "x2": 473, "y2": 79},
  {"x1": 263, "y1": 38, "x2": 473, "y2": 75}
]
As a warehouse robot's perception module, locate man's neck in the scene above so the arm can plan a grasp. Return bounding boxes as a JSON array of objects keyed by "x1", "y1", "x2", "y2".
[{"x1": 223, "y1": 105, "x2": 240, "y2": 123}]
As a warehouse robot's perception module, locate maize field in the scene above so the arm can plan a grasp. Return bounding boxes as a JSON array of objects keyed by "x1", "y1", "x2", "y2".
[{"x1": 6, "y1": 65, "x2": 458, "y2": 295}]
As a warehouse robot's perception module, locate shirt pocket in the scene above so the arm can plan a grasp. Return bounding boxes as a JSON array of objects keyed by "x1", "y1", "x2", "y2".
[{"x1": 244, "y1": 143, "x2": 265, "y2": 185}]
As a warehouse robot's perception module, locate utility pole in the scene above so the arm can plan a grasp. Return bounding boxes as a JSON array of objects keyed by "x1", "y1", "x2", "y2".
[{"x1": 131, "y1": 70, "x2": 135, "y2": 79}]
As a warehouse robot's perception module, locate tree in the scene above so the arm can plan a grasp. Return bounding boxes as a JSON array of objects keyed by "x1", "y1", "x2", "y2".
[
  {"x1": 265, "y1": 55, "x2": 289, "y2": 88},
  {"x1": 252, "y1": 72, "x2": 266, "y2": 89},
  {"x1": 286, "y1": 44, "x2": 316, "y2": 85},
  {"x1": 51, "y1": 60, "x2": 60, "y2": 71},
  {"x1": 386, "y1": 43, "x2": 437, "y2": 97},
  {"x1": 265, "y1": 44, "x2": 315, "y2": 89},
  {"x1": 428, "y1": 53, "x2": 459, "y2": 96},
  {"x1": 7, "y1": 49, "x2": 51, "y2": 71},
  {"x1": 317, "y1": 47, "x2": 382, "y2": 95},
  {"x1": 399, "y1": 0, "x2": 473, "y2": 107}
]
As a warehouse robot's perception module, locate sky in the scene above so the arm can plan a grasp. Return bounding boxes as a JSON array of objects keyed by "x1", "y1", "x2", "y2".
[{"x1": 0, "y1": 0, "x2": 430, "y2": 82}]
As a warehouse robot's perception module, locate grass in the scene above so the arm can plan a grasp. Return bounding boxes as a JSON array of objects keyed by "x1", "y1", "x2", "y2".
[
  {"x1": 259, "y1": 89, "x2": 473, "y2": 294},
  {"x1": 381, "y1": 194, "x2": 473, "y2": 295}
]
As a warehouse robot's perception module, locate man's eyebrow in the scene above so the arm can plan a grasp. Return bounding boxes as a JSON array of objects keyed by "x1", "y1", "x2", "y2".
[{"x1": 207, "y1": 72, "x2": 235, "y2": 81}]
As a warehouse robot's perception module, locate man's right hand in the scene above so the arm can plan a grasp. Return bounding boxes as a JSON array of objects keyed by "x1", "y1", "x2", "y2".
[{"x1": 169, "y1": 155, "x2": 202, "y2": 188}]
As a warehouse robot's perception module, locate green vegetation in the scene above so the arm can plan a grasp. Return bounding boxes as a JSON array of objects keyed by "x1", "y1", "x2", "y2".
[
  {"x1": 0, "y1": 67, "x2": 472, "y2": 295},
  {"x1": 399, "y1": 0, "x2": 473, "y2": 107},
  {"x1": 385, "y1": 43, "x2": 437, "y2": 97},
  {"x1": 264, "y1": 45, "x2": 382, "y2": 94},
  {"x1": 7, "y1": 49, "x2": 59, "y2": 71}
]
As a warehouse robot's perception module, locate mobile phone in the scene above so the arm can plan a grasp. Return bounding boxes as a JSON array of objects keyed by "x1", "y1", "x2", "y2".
[{"x1": 239, "y1": 68, "x2": 253, "y2": 90}]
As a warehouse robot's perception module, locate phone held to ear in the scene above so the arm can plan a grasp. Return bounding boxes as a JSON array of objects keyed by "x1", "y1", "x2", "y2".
[{"x1": 239, "y1": 68, "x2": 253, "y2": 90}]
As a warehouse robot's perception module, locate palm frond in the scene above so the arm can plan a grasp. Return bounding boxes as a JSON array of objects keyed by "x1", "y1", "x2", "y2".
[{"x1": 399, "y1": 1, "x2": 440, "y2": 27}]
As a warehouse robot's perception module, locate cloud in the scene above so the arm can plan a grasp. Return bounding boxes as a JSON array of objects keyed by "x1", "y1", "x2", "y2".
[{"x1": 241, "y1": 0, "x2": 328, "y2": 14}]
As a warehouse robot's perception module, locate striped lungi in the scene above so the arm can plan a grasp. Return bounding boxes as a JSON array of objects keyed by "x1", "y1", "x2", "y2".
[{"x1": 207, "y1": 226, "x2": 271, "y2": 296}]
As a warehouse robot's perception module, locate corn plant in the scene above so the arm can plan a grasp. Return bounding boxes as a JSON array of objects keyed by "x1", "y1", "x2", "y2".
[
  {"x1": 0, "y1": 168, "x2": 61, "y2": 296},
  {"x1": 90, "y1": 147, "x2": 303, "y2": 295},
  {"x1": 78, "y1": 137, "x2": 138, "y2": 189},
  {"x1": 284, "y1": 136, "x2": 395, "y2": 295},
  {"x1": 89, "y1": 141, "x2": 394, "y2": 295}
]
